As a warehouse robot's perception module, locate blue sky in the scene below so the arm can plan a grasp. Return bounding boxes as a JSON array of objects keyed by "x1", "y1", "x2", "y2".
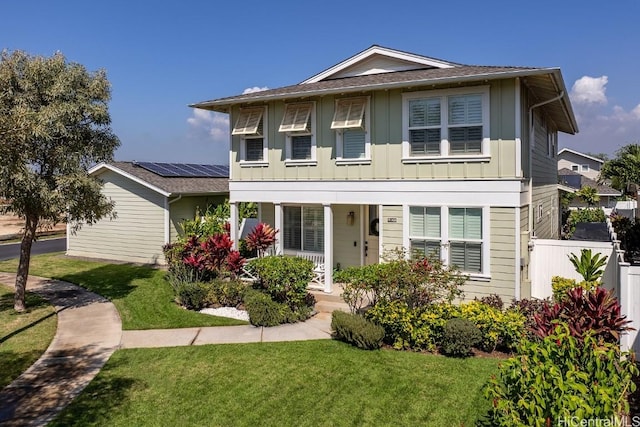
[{"x1": 2, "y1": 0, "x2": 639, "y2": 163}]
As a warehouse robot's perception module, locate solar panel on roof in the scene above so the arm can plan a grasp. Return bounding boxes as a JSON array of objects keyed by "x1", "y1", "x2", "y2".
[{"x1": 136, "y1": 162, "x2": 228, "y2": 178}]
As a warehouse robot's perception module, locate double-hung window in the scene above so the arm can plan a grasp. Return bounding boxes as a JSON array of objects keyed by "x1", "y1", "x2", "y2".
[
  {"x1": 283, "y1": 206, "x2": 324, "y2": 252},
  {"x1": 332, "y1": 97, "x2": 371, "y2": 164},
  {"x1": 280, "y1": 102, "x2": 316, "y2": 165},
  {"x1": 407, "y1": 206, "x2": 486, "y2": 276},
  {"x1": 233, "y1": 107, "x2": 267, "y2": 165},
  {"x1": 448, "y1": 208, "x2": 483, "y2": 274},
  {"x1": 403, "y1": 87, "x2": 489, "y2": 161},
  {"x1": 409, "y1": 207, "x2": 441, "y2": 258}
]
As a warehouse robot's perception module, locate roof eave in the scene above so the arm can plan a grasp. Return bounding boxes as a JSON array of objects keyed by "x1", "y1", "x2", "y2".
[
  {"x1": 89, "y1": 163, "x2": 172, "y2": 197},
  {"x1": 190, "y1": 68, "x2": 565, "y2": 113}
]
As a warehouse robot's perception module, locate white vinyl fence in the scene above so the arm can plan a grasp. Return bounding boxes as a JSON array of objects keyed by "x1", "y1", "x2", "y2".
[{"x1": 529, "y1": 217, "x2": 640, "y2": 353}]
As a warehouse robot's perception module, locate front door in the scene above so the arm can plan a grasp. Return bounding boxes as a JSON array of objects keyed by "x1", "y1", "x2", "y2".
[{"x1": 365, "y1": 205, "x2": 379, "y2": 265}]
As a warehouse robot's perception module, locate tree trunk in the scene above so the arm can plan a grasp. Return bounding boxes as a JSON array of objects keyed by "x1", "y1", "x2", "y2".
[{"x1": 14, "y1": 214, "x2": 38, "y2": 312}]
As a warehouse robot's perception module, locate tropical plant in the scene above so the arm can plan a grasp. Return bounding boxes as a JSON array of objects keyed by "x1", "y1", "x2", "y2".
[
  {"x1": 247, "y1": 256, "x2": 314, "y2": 309},
  {"x1": 600, "y1": 143, "x2": 640, "y2": 191},
  {"x1": 331, "y1": 311, "x2": 385, "y2": 350},
  {"x1": 576, "y1": 185, "x2": 600, "y2": 207},
  {"x1": 485, "y1": 323, "x2": 638, "y2": 426},
  {"x1": 440, "y1": 318, "x2": 482, "y2": 357},
  {"x1": 568, "y1": 248, "x2": 608, "y2": 282},
  {"x1": 245, "y1": 222, "x2": 278, "y2": 258},
  {"x1": 533, "y1": 287, "x2": 631, "y2": 344},
  {"x1": 0, "y1": 51, "x2": 121, "y2": 311}
]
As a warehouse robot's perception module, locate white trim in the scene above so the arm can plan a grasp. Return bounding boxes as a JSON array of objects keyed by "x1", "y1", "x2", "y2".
[
  {"x1": 401, "y1": 86, "x2": 490, "y2": 159},
  {"x1": 514, "y1": 208, "x2": 521, "y2": 300},
  {"x1": 284, "y1": 160, "x2": 318, "y2": 167},
  {"x1": 401, "y1": 155, "x2": 491, "y2": 164},
  {"x1": 515, "y1": 77, "x2": 522, "y2": 177},
  {"x1": 229, "y1": 202, "x2": 239, "y2": 250},
  {"x1": 163, "y1": 197, "x2": 170, "y2": 244},
  {"x1": 301, "y1": 46, "x2": 455, "y2": 84},
  {"x1": 274, "y1": 203, "x2": 283, "y2": 255},
  {"x1": 323, "y1": 204, "x2": 333, "y2": 292},
  {"x1": 377, "y1": 204, "x2": 383, "y2": 262},
  {"x1": 359, "y1": 205, "x2": 365, "y2": 265},
  {"x1": 89, "y1": 163, "x2": 171, "y2": 197},
  {"x1": 557, "y1": 148, "x2": 605, "y2": 164},
  {"x1": 230, "y1": 179, "x2": 524, "y2": 207}
]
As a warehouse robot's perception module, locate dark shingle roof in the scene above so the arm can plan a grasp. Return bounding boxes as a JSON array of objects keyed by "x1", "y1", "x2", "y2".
[
  {"x1": 192, "y1": 65, "x2": 545, "y2": 110},
  {"x1": 558, "y1": 168, "x2": 621, "y2": 196},
  {"x1": 97, "y1": 162, "x2": 228, "y2": 195}
]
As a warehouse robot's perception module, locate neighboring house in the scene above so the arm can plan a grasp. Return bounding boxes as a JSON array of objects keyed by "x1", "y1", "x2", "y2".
[
  {"x1": 557, "y1": 148, "x2": 604, "y2": 181},
  {"x1": 191, "y1": 45, "x2": 578, "y2": 301},
  {"x1": 67, "y1": 161, "x2": 228, "y2": 264},
  {"x1": 558, "y1": 167, "x2": 621, "y2": 208}
]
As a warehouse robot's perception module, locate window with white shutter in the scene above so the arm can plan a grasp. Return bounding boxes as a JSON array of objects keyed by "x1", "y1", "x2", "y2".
[
  {"x1": 283, "y1": 205, "x2": 324, "y2": 252},
  {"x1": 281, "y1": 102, "x2": 316, "y2": 164},
  {"x1": 236, "y1": 107, "x2": 267, "y2": 164},
  {"x1": 402, "y1": 87, "x2": 489, "y2": 160},
  {"x1": 409, "y1": 206, "x2": 441, "y2": 258},
  {"x1": 335, "y1": 97, "x2": 371, "y2": 163},
  {"x1": 448, "y1": 208, "x2": 482, "y2": 273}
]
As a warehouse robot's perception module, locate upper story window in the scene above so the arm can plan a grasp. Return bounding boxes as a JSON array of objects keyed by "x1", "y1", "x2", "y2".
[
  {"x1": 279, "y1": 102, "x2": 316, "y2": 165},
  {"x1": 571, "y1": 165, "x2": 579, "y2": 171},
  {"x1": 547, "y1": 129, "x2": 557, "y2": 158},
  {"x1": 332, "y1": 97, "x2": 371, "y2": 165},
  {"x1": 407, "y1": 205, "x2": 488, "y2": 277},
  {"x1": 402, "y1": 87, "x2": 490, "y2": 163},
  {"x1": 233, "y1": 106, "x2": 268, "y2": 166},
  {"x1": 581, "y1": 164, "x2": 589, "y2": 172}
]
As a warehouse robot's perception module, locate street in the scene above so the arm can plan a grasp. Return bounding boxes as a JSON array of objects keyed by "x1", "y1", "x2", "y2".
[{"x1": 0, "y1": 238, "x2": 66, "y2": 261}]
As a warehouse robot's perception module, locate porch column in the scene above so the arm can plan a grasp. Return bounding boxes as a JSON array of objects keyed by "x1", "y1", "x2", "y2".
[
  {"x1": 274, "y1": 203, "x2": 283, "y2": 255},
  {"x1": 229, "y1": 202, "x2": 239, "y2": 250},
  {"x1": 323, "y1": 203, "x2": 333, "y2": 293}
]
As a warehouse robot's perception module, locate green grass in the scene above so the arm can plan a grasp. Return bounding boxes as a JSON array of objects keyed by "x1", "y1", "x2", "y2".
[
  {"x1": 51, "y1": 340, "x2": 499, "y2": 426},
  {"x1": 0, "y1": 253, "x2": 247, "y2": 330},
  {"x1": 0, "y1": 283, "x2": 57, "y2": 388}
]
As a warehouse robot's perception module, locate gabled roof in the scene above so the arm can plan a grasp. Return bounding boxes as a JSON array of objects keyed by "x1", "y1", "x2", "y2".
[
  {"x1": 301, "y1": 45, "x2": 457, "y2": 83},
  {"x1": 89, "y1": 162, "x2": 229, "y2": 197},
  {"x1": 557, "y1": 148, "x2": 605, "y2": 164},
  {"x1": 191, "y1": 46, "x2": 578, "y2": 134}
]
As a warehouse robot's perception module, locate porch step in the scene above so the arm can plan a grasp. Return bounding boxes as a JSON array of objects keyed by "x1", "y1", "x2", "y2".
[{"x1": 310, "y1": 287, "x2": 350, "y2": 314}]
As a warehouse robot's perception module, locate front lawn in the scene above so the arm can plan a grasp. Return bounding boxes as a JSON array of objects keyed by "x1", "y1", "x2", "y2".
[
  {"x1": 0, "y1": 253, "x2": 246, "y2": 330},
  {"x1": 0, "y1": 283, "x2": 56, "y2": 388},
  {"x1": 51, "y1": 340, "x2": 499, "y2": 426}
]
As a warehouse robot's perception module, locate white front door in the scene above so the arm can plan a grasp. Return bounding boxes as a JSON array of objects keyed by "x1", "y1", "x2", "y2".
[{"x1": 365, "y1": 205, "x2": 379, "y2": 265}]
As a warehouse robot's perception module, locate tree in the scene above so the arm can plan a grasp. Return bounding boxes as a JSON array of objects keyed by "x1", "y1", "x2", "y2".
[
  {"x1": 0, "y1": 50, "x2": 120, "y2": 311},
  {"x1": 576, "y1": 185, "x2": 599, "y2": 207},
  {"x1": 600, "y1": 143, "x2": 640, "y2": 191}
]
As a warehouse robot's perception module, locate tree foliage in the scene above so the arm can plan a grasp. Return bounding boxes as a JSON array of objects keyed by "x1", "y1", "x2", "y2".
[
  {"x1": 575, "y1": 185, "x2": 599, "y2": 207},
  {"x1": 0, "y1": 50, "x2": 119, "y2": 310},
  {"x1": 600, "y1": 143, "x2": 640, "y2": 191}
]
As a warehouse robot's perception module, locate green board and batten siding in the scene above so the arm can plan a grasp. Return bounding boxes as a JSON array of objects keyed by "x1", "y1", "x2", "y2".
[
  {"x1": 67, "y1": 170, "x2": 167, "y2": 264},
  {"x1": 231, "y1": 80, "x2": 519, "y2": 182}
]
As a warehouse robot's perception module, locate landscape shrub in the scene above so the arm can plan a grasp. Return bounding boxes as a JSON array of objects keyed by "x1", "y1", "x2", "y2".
[
  {"x1": 248, "y1": 256, "x2": 314, "y2": 308},
  {"x1": 175, "y1": 281, "x2": 212, "y2": 311},
  {"x1": 484, "y1": 323, "x2": 638, "y2": 425},
  {"x1": 568, "y1": 248, "x2": 608, "y2": 283},
  {"x1": 459, "y1": 300, "x2": 525, "y2": 352},
  {"x1": 244, "y1": 222, "x2": 278, "y2": 258},
  {"x1": 336, "y1": 251, "x2": 466, "y2": 313},
  {"x1": 477, "y1": 293, "x2": 503, "y2": 310},
  {"x1": 551, "y1": 276, "x2": 597, "y2": 303},
  {"x1": 564, "y1": 208, "x2": 606, "y2": 238},
  {"x1": 611, "y1": 214, "x2": 640, "y2": 262},
  {"x1": 208, "y1": 278, "x2": 247, "y2": 308},
  {"x1": 533, "y1": 286, "x2": 631, "y2": 344},
  {"x1": 243, "y1": 290, "x2": 285, "y2": 327},
  {"x1": 331, "y1": 311, "x2": 385, "y2": 350},
  {"x1": 440, "y1": 318, "x2": 482, "y2": 357},
  {"x1": 510, "y1": 298, "x2": 548, "y2": 340}
]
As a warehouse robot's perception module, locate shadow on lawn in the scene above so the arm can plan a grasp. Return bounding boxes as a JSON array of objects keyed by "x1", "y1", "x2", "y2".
[
  {"x1": 0, "y1": 349, "x2": 47, "y2": 388},
  {"x1": 0, "y1": 345, "x2": 139, "y2": 427},
  {"x1": 54, "y1": 263, "x2": 155, "y2": 301}
]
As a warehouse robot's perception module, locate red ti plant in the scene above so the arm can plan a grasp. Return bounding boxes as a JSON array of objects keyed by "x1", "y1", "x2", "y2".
[
  {"x1": 245, "y1": 223, "x2": 278, "y2": 258},
  {"x1": 533, "y1": 287, "x2": 632, "y2": 345}
]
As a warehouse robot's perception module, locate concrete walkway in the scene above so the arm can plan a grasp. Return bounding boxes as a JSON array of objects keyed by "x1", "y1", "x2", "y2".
[
  {"x1": 0, "y1": 273, "x2": 339, "y2": 425},
  {"x1": 0, "y1": 273, "x2": 122, "y2": 427}
]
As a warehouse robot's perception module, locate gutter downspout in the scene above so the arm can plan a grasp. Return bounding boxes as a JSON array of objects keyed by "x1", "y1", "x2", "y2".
[{"x1": 527, "y1": 91, "x2": 564, "y2": 237}]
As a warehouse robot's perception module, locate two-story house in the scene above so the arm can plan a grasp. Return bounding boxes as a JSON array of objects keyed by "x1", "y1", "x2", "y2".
[{"x1": 191, "y1": 46, "x2": 578, "y2": 301}]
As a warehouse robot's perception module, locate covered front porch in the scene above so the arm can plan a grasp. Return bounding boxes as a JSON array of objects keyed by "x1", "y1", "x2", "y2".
[{"x1": 229, "y1": 202, "x2": 381, "y2": 292}]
